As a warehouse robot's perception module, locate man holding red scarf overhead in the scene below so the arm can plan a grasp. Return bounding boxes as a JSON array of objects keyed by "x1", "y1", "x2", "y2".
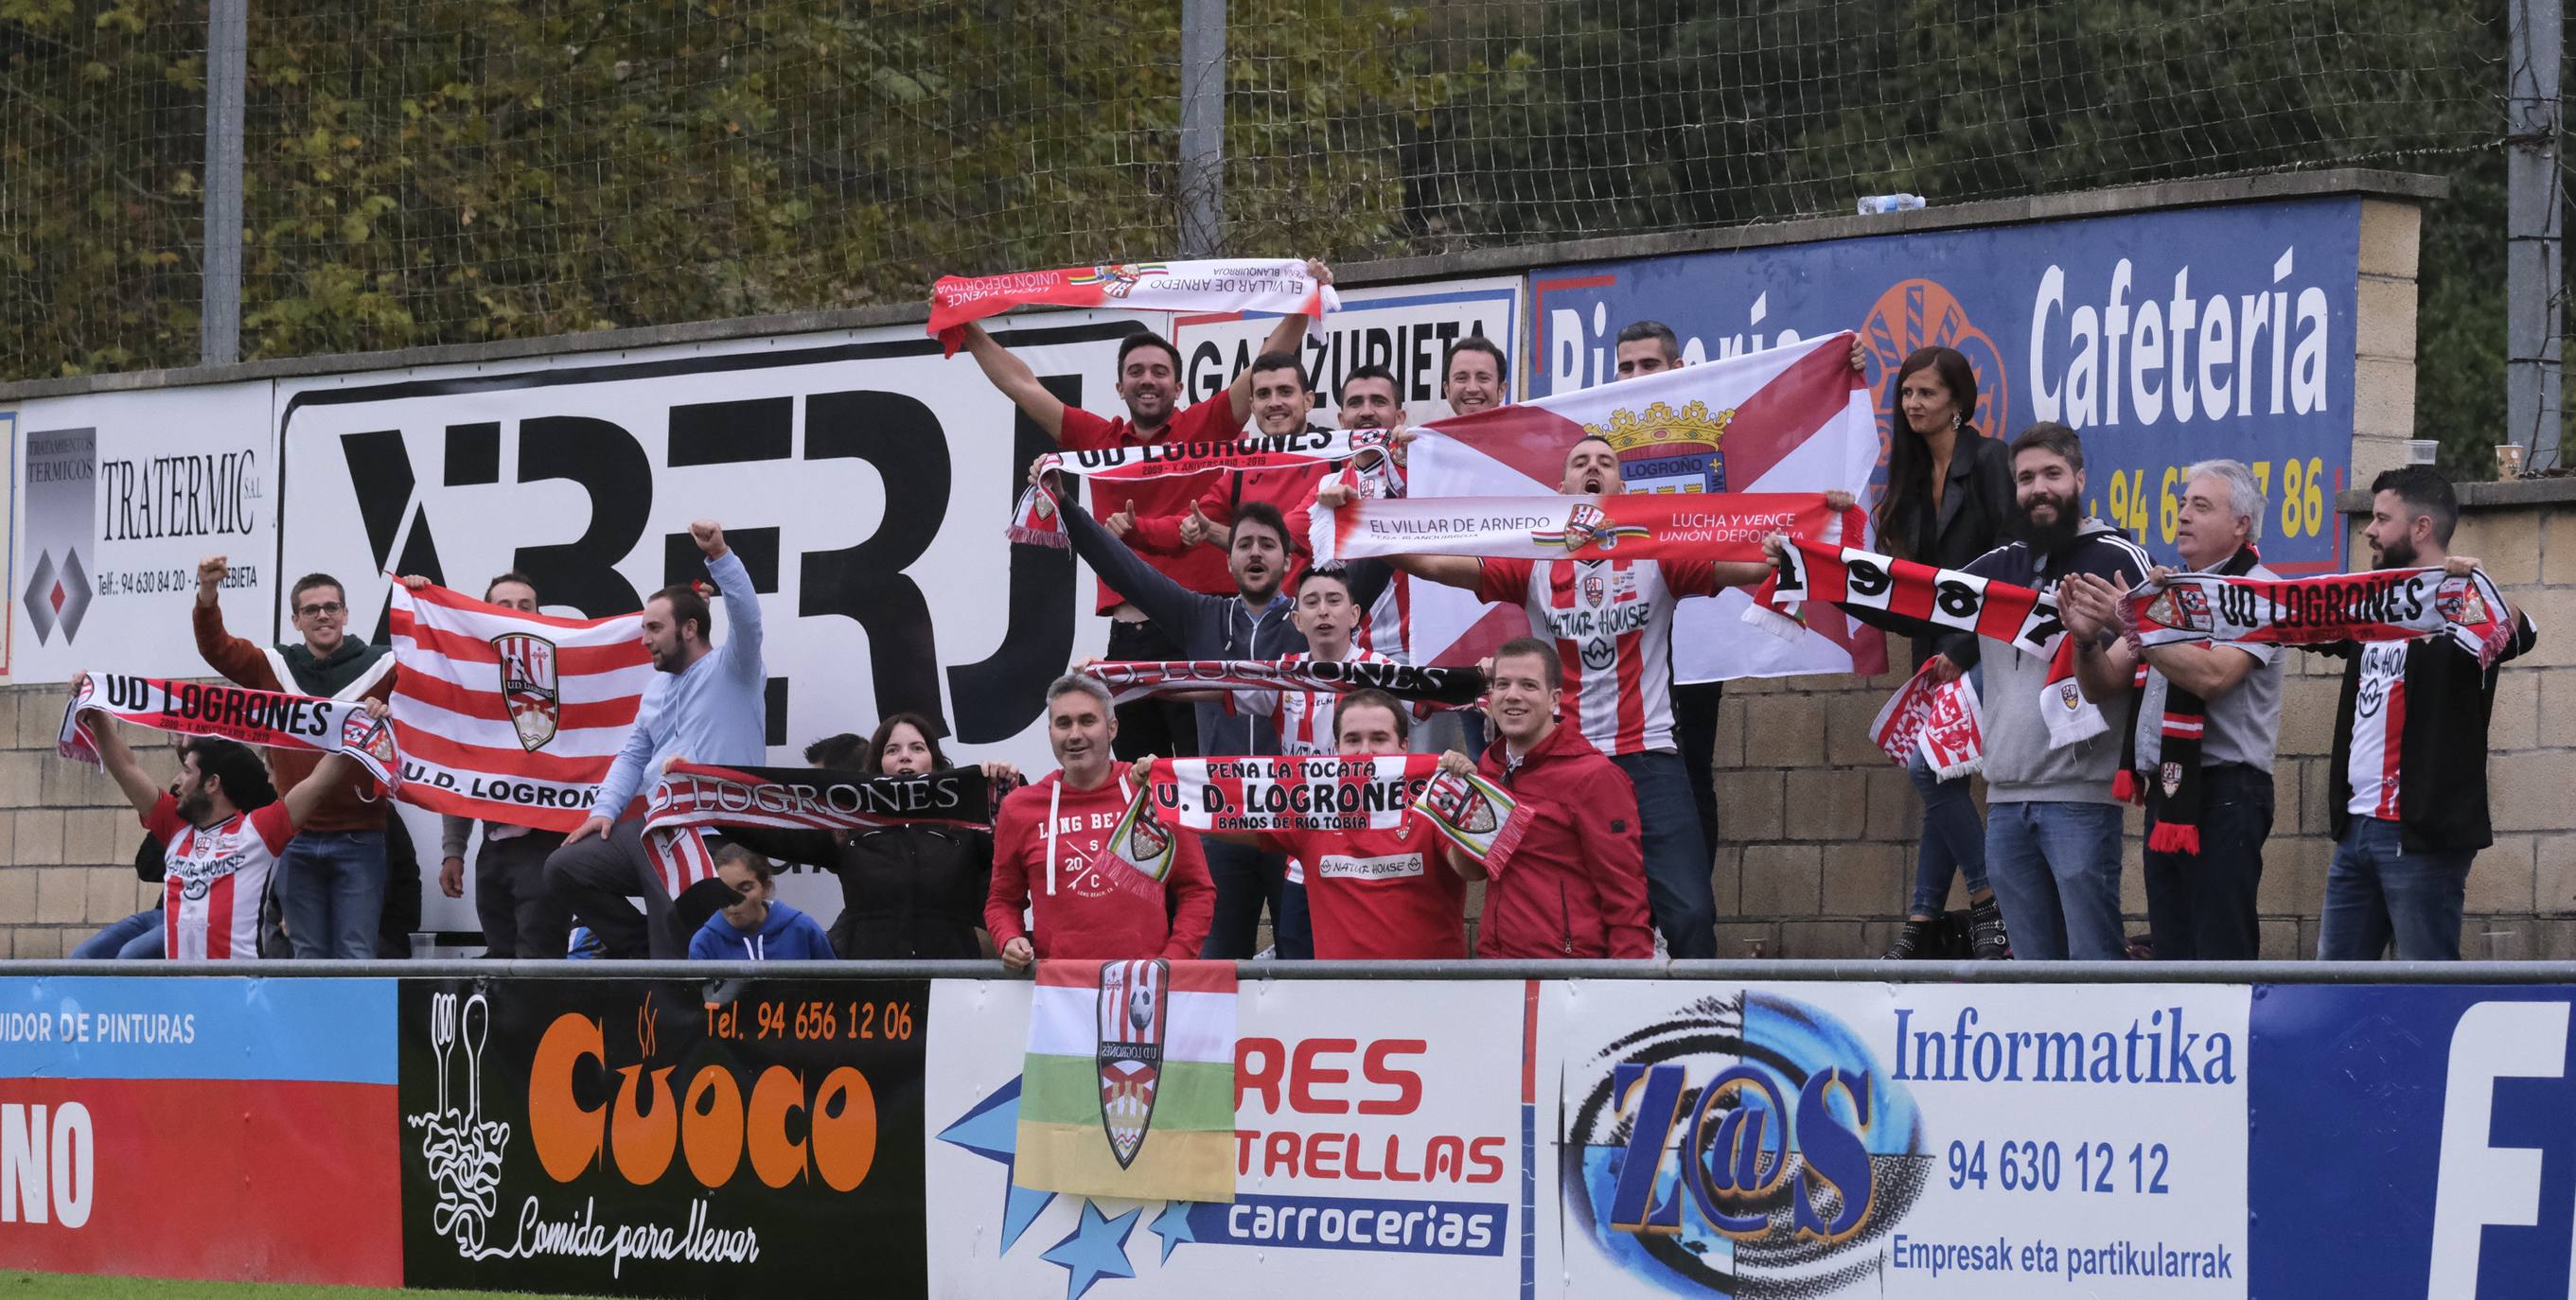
[
  {"x1": 2056, "y1": 461, "x2": 2285, "y2": 962},
  {"x1": 955, "y1": 260, "x2": 1332, "y2": 765}
]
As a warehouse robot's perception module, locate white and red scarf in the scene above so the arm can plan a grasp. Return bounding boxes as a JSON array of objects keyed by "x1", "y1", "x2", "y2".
[
  {"x1": 1756, "y1": 536, "x2": 2108, "y2": 748},
  {"x1": 2123, "y1": 565, "x2": 2518, "y2": 667},
  {"x1": 1010, "y1": 427, "x2": 1385, "y2": 549},
  {"x1": 1148, "y1": 754, "x2": 1438, "y2": 834},
  {"x1": 1082, "y1": 659, "x2": 1485, "y2": 710},
  {"x1": 644, "y1": 761, "x2": 997, "y2": 897},
  {"x1": 1868, "y1": 661, "x2": 1986, "y2": 780},
  {"x1": 1144, "y1": 754, "x2": 1528, "y2": 872},
  {"x1": 60, "y1": 674, "x2": 401, "y2": 790},
  {"x1": 1310, "y1": 492, "x2": 1841, "y2": 565},
  {"x1": 930, "y1": 257, "x2": 1337, "y2": 355}
]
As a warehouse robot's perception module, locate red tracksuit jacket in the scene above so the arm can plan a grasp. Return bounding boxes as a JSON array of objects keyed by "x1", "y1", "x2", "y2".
[{"x1": 1473, "y1": 723, "x2": 1654, "y2": 958}]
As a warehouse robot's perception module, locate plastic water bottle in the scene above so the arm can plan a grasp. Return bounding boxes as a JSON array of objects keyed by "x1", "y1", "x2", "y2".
[{"x1": 1857, "y1": 194, "x2": 1927, "y2": 216}]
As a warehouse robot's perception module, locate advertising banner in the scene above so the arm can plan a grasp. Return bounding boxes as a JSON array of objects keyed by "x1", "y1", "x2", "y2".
[
  {"x1": 6, "y1": 382, "x2": 279, "y2": 683},
  {"x1": 2248, "y1": 985, "x2": 2576, "y2": 1299},
  {"x1": 1175, "y1": 277, "x2": 1523, "y2": 422},
  {"x1": 271, "y1": 317, "x2": 1143, "y2": 927},
  {"x1": 0, "y1": 975, "x2": 399, "y2": 1287},
  {"x1": 397, "y1": 975, "x2": 929, "y2": 1297},
  {"x1": 1540, "y1": 980, "x2": 2249, "y2": 1298},
  {"x1": 1526, "y1": 196, "x2": 2361, "y2": 575},
  {"x1": 926, "y1": 976, "x2": 1526, "y2": 1298}
]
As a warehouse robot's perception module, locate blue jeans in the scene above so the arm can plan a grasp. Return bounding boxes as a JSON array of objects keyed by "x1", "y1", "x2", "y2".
[
  {"x1": 2144, "y1": 765, "x2": 2273, "y2": 960},
  {"x1": 1906, "y1": 749, "x2": 1992, "y2": 917},
  {"x1": 2318, "y1": 817, "x2": 2473, "y2": 960},
  {"x1": 73, "y1": 908, "x2": 165, "y2": 959},
  {"x1": 1985, "y1": 801, "x2": 2125, "y2": 960},
  {"x1": 280, "y1": 830, "x2": 388, "y2": 959},
  {"x1": 1611, "y1": 749, "x2": 1715, "y2": 958}
]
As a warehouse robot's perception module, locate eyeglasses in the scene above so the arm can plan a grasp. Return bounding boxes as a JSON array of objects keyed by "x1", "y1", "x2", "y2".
[{"x1": 296, "y1": 602, "x2": 345, "y2": 618}]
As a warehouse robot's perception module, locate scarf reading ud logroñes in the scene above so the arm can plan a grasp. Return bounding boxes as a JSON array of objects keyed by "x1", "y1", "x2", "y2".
[
  {"x1": 60, "y1": 673, "x2": 401, "y2": 790},
  {"x1": 1011, "y1": 428, "x2": 1387, "y2": 550},
  {"x1": 644, "y1": 761, "x2": 997, "y2": 899}
]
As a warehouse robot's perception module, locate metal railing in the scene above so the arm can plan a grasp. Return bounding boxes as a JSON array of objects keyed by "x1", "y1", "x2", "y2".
[{"x1": 8, "y1": 958, "x2": 2576, "y2": 984}]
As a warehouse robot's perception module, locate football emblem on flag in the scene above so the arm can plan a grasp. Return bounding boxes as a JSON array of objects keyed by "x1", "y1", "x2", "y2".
[
  {"x1": 492, "y1": 632, "x2": 561, "y2": 751},
  {"x1": 1097, "y1": 959, "x2": 1171, "y2": 1169}
]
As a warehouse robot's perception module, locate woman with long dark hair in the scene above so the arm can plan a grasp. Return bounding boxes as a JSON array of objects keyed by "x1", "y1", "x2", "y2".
[
  {"x1": 723, "y1": 713, "x2": 1017, "y2": 957},
  {"x1": 1853, "y1": 347, "x2": 2016, "y2": 958}
]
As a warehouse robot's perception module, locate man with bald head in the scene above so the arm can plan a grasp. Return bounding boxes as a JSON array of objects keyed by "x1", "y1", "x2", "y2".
[{"x1": 1341, "y1": 434, "x2": 1772, "y2": 958}]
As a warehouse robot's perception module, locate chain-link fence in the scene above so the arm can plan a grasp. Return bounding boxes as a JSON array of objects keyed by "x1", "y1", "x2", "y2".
[{"x1": 0, "y1": 0, "x2": 2523, "y2": 383}]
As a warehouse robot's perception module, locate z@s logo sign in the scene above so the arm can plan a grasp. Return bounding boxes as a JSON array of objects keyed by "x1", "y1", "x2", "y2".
[{"x1": 1562, "y1": 990, "x2": 1927, "y2": 1295}]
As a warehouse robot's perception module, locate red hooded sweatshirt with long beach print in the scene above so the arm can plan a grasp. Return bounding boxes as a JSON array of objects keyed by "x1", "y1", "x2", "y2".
[{"x1": 985, "y1": 769, "x2": 1213, "y2": 959}]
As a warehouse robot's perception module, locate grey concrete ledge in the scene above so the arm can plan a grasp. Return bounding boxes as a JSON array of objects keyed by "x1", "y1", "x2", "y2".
[
  {"x1": 1, "y1": 167, "x2": 2444, "y2": 405},
  {"x1": 2338, "y1": 474, "x2": 2576, "y2": 513},
  {"x1": 0, "y1": 957, "x2": 2560, "y2": 984}
]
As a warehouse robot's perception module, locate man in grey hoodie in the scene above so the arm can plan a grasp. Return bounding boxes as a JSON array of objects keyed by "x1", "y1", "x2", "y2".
[
  {"x1": 1052, "y1": 484, "x2": 1309, "y2": 959},
  {"x1": 1929, "y1": 423, "x2": 2152, "y2": 960}
]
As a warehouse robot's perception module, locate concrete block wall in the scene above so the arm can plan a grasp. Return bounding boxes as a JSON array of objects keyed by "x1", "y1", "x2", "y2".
[
  {"x1": 1704, "y1": 480, "x2": 2576, "y2": 960},
  {"x1": 0, "y1": 687, "x2": 164, "y2": 957}
]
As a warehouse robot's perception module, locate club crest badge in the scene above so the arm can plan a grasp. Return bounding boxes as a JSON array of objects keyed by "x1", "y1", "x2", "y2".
[
  {"x1": 1097, "y1": 959, "x2": 1171, "y2": 1168},
  {"x1": 2434, "y1": 576, "x2": 2491, "y2": 627},
  {"x1": 1070, "y1": 262, "x2": 1169, "y2": 299},
  {"x1": 2161, "y1": 760, "x2": 2185, "y2": 799},
  {"x1": 1532, "y1": 501, "x2": 1650, "y2": 553},
  {"x1": 2141, "y1": 586, "x2": 2215, "y2": 633},
  {"x1": 492, "y1": 633, "x2": 560, "y2": 752},
  {"x1": 340, "y1": 711, "x2": 397, "y2": 769},
  {"x1": 1420, "y1": 770, "x2": 1499, "y2": 834},
  {"x1": 1583, "y1": 573, "x2": 1607, "y2": 606}
]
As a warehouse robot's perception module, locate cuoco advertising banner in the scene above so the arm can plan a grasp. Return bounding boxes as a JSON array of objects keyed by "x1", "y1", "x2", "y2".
[{"x1": 397, "y1": 976, "x2": 928, "y2": 1297}]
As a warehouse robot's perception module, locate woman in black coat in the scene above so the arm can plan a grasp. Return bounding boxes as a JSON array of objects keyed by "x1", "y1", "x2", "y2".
[
  {"x1": 1846, "y1": 346, "x2": 2016, "y2": 959},
  {"x1": 726, "y1": 713, "x2": 1018, "y2": 958}
]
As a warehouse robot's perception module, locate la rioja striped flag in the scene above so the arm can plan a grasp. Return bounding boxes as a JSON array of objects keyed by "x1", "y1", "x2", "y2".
[
  {"x1": 387, "y1": 583, "x2": 651, "y2": 833},
  {"x1": 1406, "y1": 331, "x2": 1888, "y2": 681}
]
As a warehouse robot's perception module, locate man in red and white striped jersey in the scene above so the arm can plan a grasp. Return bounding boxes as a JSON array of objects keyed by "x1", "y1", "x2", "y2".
[
  {"x1": 79, "y1": 689, "x2": 371, "y2": 960},
  {"x1": 1359, "y1": 436, "x2": 1773, "y2": 958}
]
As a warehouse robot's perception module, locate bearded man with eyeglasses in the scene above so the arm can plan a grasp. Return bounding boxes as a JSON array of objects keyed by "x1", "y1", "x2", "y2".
[{"x1": 192, "y1": 556, "x2": 398, "y2": 957}]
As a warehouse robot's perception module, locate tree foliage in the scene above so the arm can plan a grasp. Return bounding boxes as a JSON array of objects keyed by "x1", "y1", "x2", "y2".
[{"x1": 0, "y1": 0, "x2": 2562, "y2": 468}]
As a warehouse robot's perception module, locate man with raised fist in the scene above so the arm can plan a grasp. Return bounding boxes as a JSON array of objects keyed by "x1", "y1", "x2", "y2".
[
  {"x1": 190, "y1": 556, "x2": 397, "y2": 958},
  {"x1": 534, "y1": 519, "x2": 767, "y2": 959}
]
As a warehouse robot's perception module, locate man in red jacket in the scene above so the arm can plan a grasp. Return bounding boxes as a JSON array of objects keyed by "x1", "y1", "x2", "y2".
[
  {"x1": 987, "y1": 674, "x2": 1215, "y2": 967},
  {"x1": 1448, "y1": 637, "x2": 1653, "y2": 958}
]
